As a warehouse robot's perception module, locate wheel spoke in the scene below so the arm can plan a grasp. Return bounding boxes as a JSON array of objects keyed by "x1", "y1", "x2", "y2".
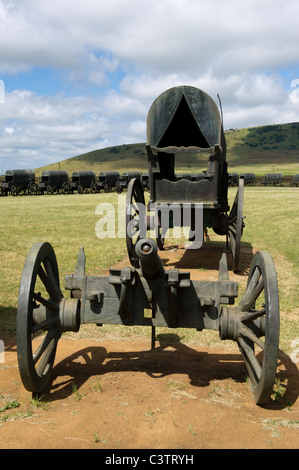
[
  {"x1": 238, "y1": 336, "x2": 261, "y2": 382},
  {"x1": 229, "y1": 230, "x2": 236, "y2": 250},
  {"x1": 239, "y1": 326, "x2": 265, "y2": 350},
  {"x1": 31, "y1": 316, "x2": 60, "y2": 334},
  {"x1": 239, "y1": 266, "x2": 261, "y2": 311},
  {"x1": 38, "y1": 263, "x2": 62, "y2": 302},
  {"x1": 43, "y1": 258, "x2": 63, "y2": 301},
  {"x1": 32, "y1": 292, "x2": 59, "y2": 312},
  {"x1": 35, "y1": 336, "x2": 58, "y2": 377},
  {"x1": 240, "y1": 307, "x2": 265, "y2": 323},
  {"x1": 229, "y1": 215, "x2": 237, "y2": 224},
  {"x1": 33, "y1": 327, "x2": 59, "y2": 366},
  {"x1": 229, "y1": 224, "x2": 236, "y2": 235},
  {"x1": 241, "y1": 278, "x2": 264, "y2": 312}
]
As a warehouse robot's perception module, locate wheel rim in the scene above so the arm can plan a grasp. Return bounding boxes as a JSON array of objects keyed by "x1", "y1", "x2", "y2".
[
  {"x1": 237, "y1": 251, "x2": 280, "y2": 404},
  {"x1": 17, "y1": 242, "x2": 63, "y2": 392},
  {"x1": 228, "y1": 177, "x2": 244, "y2": 272},
  {"x1": 126, "y1": 178, "x2": 146, "y2": 267}
]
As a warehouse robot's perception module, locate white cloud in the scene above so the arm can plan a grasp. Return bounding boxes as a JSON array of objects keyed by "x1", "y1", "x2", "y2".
[
  {"x1": 1, "y1": 0, "x2": 299, "y2": 78},
  {"x1": 0, "y1": 0, "x2": 299, "y2": 169}
]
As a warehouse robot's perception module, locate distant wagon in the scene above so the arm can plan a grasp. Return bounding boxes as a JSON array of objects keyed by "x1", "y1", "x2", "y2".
[
  {"x1": 240, "y1": 173, "x2": 256, "y2": 186},
  {"x1": 190, "y1": 172, "x2": 205, "y2": 182},
  {"x1": 37, "y1": 170, "x2": 69, "y2": 195},
  {"x1": 93, "y1": 171, "x2": 120, "y2": 193},
  {"x1": 290, "y1": 174, "x2": 299, "y2": 187},
  {"x1": 228, "y1": 172, "x2": 239, "y2": 186},
  {"x1": 1, "y1": 169, "x2": 35, "y2": 196},
  {"x1": 115, "y1": 171, "x2": 141, "y2": 194},
  {"x1": 262, "y1": 173, "x2": 283, "y2": 186},
  {"x1": 0, "y1": 175, "x2": 4, "y2": 196},
  {"x1": 69, "y1": 171, "x2": 95, "y2": 194},
  {"x1": 176, "y1": 173, "x2": 192, "y2": 181}
]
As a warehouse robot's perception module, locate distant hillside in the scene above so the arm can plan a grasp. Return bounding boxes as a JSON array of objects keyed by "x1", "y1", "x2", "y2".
[
  {"x1": 225, "y1": 122, "x2": 299, "y2": 174},
  {"x1": 36, "y1": 122, "x2": 299, "y2": 176}
]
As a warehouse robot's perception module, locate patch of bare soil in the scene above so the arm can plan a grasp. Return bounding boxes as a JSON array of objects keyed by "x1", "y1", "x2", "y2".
[{"x1": 0, "y1": 244, "x2": 298, "y2": 450}]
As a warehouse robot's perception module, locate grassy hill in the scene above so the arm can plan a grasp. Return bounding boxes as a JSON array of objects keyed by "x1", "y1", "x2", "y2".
[{"x1": 35, "y1": 122, "x2": 299, "y2": 176}]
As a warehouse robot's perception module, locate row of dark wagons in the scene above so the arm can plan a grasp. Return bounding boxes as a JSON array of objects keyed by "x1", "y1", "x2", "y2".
[
  {"x1": 0, "y1": 169, "x2": 147, "y2": 196},
  {"x1": 228, "y1": 172, "x2": 299, "y2": 186},
  {"x1": 1, "y1": 168, "x2": 298, "y2": 196}
]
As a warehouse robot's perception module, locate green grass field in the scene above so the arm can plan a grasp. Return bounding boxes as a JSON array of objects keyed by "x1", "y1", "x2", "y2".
[{"x1": 0, "y1": 187, "x2": 298, "y2": 353}]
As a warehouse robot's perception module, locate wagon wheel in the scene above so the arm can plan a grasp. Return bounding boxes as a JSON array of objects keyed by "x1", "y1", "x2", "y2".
[
  {"x1": 90, "y1": 181, "x2": 98, "y2": 193},
  {"x1": 228, "y1": 177, "x2": 244, "y2": 272},
  {"x1": 28, "y1": 182, "x2": 38, "y2": 196},
  {"x1": 62, "y1": 181, "x2": 71, "y2": 194},
  {"x1": 17, "y1": 242, "x2": 64, "y2": 393},
  {"x1": 11, "y1": 185, "x2": 19, "y2": 196},
  {"x1": 115, "y1": 181, "x2": 123, "y2": 194},
  {"x1": 231, "y1": 252, "x2": 279, "y2": 405},
  {"x1": 46, "y1": 185, "x2": 53, "y2": 195},
  {"x1": 104, "y1": 184, "x2": 110, "y2": 193},
  {"x1": 77, "y1": 185, "x2": 84, "y2": 194},
  {"x1": 36, "y1": 186, "x2": 43, "y2": 196},
  {"x1": 126, "y1": 178, "x2": 146, "y2": 267}
]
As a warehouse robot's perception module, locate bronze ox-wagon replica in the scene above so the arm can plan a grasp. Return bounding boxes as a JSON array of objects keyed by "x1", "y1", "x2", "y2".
[
  {"x1": 126, "y1": 86, "x2": 244, "y2": 273},
  {"x1": 17, "y1": 86, "x2": 280, "y2": 405}
]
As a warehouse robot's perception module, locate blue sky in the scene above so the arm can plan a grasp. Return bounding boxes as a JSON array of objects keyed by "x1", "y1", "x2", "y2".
[{"x1": 0, "y1": 0, "x2": 299, "y2": 171}]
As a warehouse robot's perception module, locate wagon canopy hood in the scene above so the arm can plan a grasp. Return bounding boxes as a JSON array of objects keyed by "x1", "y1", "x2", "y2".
[{"x1": 146, "y1": 86, "x2": 223, "y2": 150}]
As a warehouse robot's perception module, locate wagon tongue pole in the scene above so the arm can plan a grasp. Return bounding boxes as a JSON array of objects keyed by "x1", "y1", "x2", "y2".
[
  {"x1": 134, "y1": 238, "x2": 164, "y2": 279},
  {"x1": 134, "y1": 238, "x2": 164, "y2": 350}
]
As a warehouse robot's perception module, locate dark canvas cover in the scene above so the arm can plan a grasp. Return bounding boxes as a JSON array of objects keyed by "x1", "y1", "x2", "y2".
[{"x1": 146, "y1": 86, "x2": 223, "y2": 149}]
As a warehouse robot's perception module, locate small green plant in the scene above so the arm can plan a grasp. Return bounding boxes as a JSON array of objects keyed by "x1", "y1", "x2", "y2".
[
  {"x1": 262, "y1": 418, "x2": 299, "y2": 437},
  {"x1": 271, "y1": 378, "x2": 286, "y2": 401},
  {"x1": 92, "y1": 379, "x2": 103, "y2": 392},
  {"x1": 144, "y1": 409, "x2": 155, "y2": 417},
  {"x1": 188, "y1": 425, "x2": 197, "y2": 436},
  {"x1": 72, "y1": 383, "x2": 84, "y2": 401},
  {"x1": 167, "y1": 380, "x2": 187, "y2": 390},
  {"x1": 29, "y1": 395, "x2": 49, "y2": 410},
  {"x1": 0, "y1": 399, "x2": 20, "y2": 412},
  {"x1": 93, "y1": 433, "x2": 100, "y2": 443}
]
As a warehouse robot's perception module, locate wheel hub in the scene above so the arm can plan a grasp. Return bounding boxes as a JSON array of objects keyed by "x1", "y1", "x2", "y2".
[
  {"x1": 59, "y1": 298, "x2": 80, "y2": 332},
  {"x1": 219, "y1": 306, "x2": 265, "y2": 341}
]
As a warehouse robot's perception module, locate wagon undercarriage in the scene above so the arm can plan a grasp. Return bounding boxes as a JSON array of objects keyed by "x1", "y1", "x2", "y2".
[{"x1": 17, "y1": 236, "x2": 279, "y2": 405}]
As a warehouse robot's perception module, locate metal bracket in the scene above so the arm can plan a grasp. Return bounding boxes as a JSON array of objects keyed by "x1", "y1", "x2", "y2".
[
  {"x1": 109, "y1": 267, "x2": 134, "y2": 321},
  {"x1": 65, "y1": 247, "x2": 86, "y2": 296},
  {"x1": 165, "y1": 268, "x2": 190, "y2": 323}
]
